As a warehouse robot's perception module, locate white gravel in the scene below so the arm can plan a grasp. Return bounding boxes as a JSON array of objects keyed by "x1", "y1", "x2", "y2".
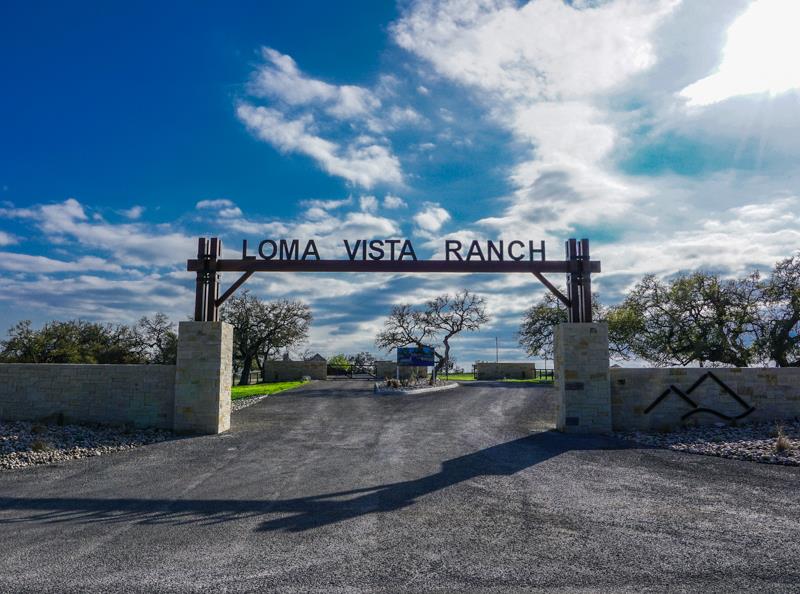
[
  {"x1": 375, "y1": 381, "x2": 460, "y2": 395},
  {"x1": 231, "y1": 393, "x2": 273, "y2": 411},
  {"x1": 616, "y1": 419, "x2": 800, "y2": 466},
  {"x1": 0, "y1": 420, "x2": 174, "y2": 471}
]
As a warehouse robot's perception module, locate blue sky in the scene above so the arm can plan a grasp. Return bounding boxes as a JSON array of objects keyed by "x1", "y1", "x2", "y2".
[{"x1": 2, "y1": 0, "x2": 799, "y2": 366}]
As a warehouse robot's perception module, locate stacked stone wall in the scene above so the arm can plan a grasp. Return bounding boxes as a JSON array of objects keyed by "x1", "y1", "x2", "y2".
[
  {"x1": 262, "y1": 360, "x2": 326, "y2": 381},
  {"x1": 554, "y1": 323, "x2": 612, "y2": 433},
  {"x1": 173, "y1": 321, "x2": 232, "y2": 435},
  {"x1": 474, "y1": 362, "x2": 535, "y2": 380},
  {"x1": 0, "y1": 364, "x2": 175, "y2": 428},
  {"x1": 610, "y1": 367, "x2": 800, "y2": 431}
]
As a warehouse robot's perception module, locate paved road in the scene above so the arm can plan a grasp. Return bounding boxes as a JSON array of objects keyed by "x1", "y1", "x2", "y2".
[{"x1": 1, "y1": 381, "x2": 799, "y2": 592}]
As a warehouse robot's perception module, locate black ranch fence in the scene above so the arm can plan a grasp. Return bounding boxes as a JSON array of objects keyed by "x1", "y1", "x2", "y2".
[{"x1": 327, "y1": 364, "x2": 376, "y2": 378}]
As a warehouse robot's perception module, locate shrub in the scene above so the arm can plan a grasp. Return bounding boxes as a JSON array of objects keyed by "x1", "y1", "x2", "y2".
[{"x1": 774, "y1": 425, "x2": 792, "y2": 453}]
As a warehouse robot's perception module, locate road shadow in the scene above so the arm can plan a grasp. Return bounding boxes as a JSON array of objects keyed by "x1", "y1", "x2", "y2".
[{"x1": 0, "y1": 431, "x2": 621, "y2": 533}]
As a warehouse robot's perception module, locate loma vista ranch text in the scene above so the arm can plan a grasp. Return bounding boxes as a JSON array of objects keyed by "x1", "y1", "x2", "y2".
[{"x1": 242, "y1": 239, "x2": 547, "y2": 262}]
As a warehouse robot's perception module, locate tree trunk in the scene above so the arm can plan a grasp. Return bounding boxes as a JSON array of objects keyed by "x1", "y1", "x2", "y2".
[
  {"x1": 438, "y1": 340, "x2": 451, "y2": 374},
  {"x1": 259, "y1": 346, "x2": 273, "y2": 377},
  {"x1": 239, "y1": 356, "x2": 253, "y2": 386}
]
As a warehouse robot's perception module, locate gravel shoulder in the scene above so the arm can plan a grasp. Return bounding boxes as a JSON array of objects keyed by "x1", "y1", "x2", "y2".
[
  {"x1": 616, "y1": 418, "x2": 800, "y2": 466},
  {"x1": 0, "y1": 420, "x2": 174, "y2": 471}
]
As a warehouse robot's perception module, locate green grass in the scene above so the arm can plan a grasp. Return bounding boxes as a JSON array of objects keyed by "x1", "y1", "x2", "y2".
[
  {"x1": 444, "y1": 373, "x2": 475, "y2": 381},
  {"x1": 231, "y1": 380, "x2": 308, "y2": 400},
  {"x1": 440, "y1": 373, "x2": 552, "y2": 383}
]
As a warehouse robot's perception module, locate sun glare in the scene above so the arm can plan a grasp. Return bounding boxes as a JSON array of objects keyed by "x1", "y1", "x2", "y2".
[{"x1": 681, "y1": 0, "x2": 800, "y2": 106}]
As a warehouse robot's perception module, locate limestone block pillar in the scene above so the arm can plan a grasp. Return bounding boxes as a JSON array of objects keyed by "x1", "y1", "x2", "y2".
[
  {"x1": 554, "y1": 322, "x2": 612, "y2": 434},
  {"x1": 174, "y1": 321, "x2": 232, "y2": 434}
]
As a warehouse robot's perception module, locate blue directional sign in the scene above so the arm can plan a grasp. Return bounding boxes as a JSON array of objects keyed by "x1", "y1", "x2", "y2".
[{"x1": 397, "y1": 346, "x2": 436, "y2": 366}]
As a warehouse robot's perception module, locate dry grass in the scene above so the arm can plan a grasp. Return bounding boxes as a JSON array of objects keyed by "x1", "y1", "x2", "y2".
[
  {"x1": 30, "y1": 439, "x2": 49, "y2": 452},
  {"x1": 774, "y1": 424, "x2": 792, "y2": 453}
]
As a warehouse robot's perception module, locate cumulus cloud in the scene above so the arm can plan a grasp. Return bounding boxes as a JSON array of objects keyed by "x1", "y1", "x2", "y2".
[
  {"x1": 383, "y1": 195, "x2": 407, "y2": 209},
  {"x1": 0, "y1": 230, "x2": 17, "y2": 246},
  {"x1": 413, "y1": 203, "x2": 451, "y2": 234},
  {"x1": 249, "y1": 48, "x2": 382, "y2": 120},
  {"x1": 359, "y1": 195, "x2": 378, "y2": 212},
  {"x1": 195, "y1": 198, "x2": 243, "y2": 217},
  {"x1": 0, "y1": 252, "x2": 123, "y2": 273},
  {"x1": 236, "y1": 46, "x2": 436, "y2": 189},
  {"x1": 120, "y1": 205, "x2": 145, "y2": 220},
  {"x1": 0, "y1": 198, "x2": 193, "y2": 267},
  {"x1": 389, "y1": 0, "x2": 680, "y2": 237},
  {"x1": 237, "y1": 104, "x2": 403, "y2": 189},
  {"x1": 2, "y1": 272, "x2": 193, "y2": 325},
  {"x1": 680, "y1": 0, "x2": 800, "y2": 106},
  {"x1": 393, "y1": 0, "x2": 677, "y2": 102}
]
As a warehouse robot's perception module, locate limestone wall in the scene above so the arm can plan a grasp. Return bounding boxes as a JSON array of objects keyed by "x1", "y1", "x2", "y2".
[
  {"x1": 610, "y1": 367, "x2": 800, "y2": 431},
  {"x1": 262, "y1": 360, "x2": 326, "y2": 381},
  {"x1": 0, "y1": 364, "x2": 175, "y2": 428},
  {"x1": 0, "y1": 321, "x2": 235, "y2": 435},
  {"x1": 474, "y1": 362, "x2": 535, "y2": 380}
]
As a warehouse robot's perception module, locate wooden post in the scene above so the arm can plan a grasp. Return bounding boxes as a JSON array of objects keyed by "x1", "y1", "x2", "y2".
[
  {"x1": 194, "y1": 238, "x2": 208, "y2": 322},
  {"x1": 566, "y1": 239, "x2": 581, "y2": 323},
  {"x1": 205, "y1": 238, "x2": 221, "y2": 322},
  {"x1": 580, "y1": 238, "x2": 592, "y2": 323}
]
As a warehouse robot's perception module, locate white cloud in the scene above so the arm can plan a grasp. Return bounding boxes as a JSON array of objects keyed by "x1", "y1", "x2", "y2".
[
  {"x1": 0, "y1": 252, "x2": 123, "y2": 273},
  {"x1": 0, "y1": 231, "x2": 17, "y2": 246},
  {"x1": 387, "y1": 106, "x2": 424, "y2": 126},
  {"x1": 1, "y1": 272, "x2": 193, "y2": 325},
  {"x1": 237, "y1": 104, "x2": 403, "y2": 188},
  {"x1": 120, "y1": 205, "x2": 145, "y2": 220},
  {"x1": 250, "y1": 48, "x2": 381, "y2": 120},
  {"x1": 390, "y1": 0, "x2": 680, "y2": 238},
  {"x1": 196, "y1": 198, "x2": 235, "y2": 209},
  {"x1": 393, "y1": 0, "x2": 677, "y2": 102},
  {"x1": 600, "y1": 194, "x2": 800, "y2": 290},
  {"x1": 413, "y1": 203, "x2": 451, "y2": 234},
  {"x1": 300, "y1": 197, "x2": 353, "y2": 211},
  {"x1": 680, "y1": 0, "x2": 800, "y2": 106},
  {"x1": 2, "y1": 198, "x2": 193, "y2": 267},
  {"x1": 196, "y1": 199, "x2": 242, "y2": 217},
  {"x1": 383, "y1": 195, "x2": 407, "y2": 209},
  {"x1": 359, "y1": 195, "x2": 378, "y2": 212}
]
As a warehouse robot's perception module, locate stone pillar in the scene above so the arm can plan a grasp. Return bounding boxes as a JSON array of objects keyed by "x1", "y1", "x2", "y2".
[
  {"x1": 554, "y1": 322, "x2": 612, "y2": 434},
  {"x1": 174, "y1": 321, "x2": 233, "y2": 434}
]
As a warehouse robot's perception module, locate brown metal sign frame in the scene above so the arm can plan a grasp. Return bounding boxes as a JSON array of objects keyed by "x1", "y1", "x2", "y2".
[{"x1": 188, "y1": 237, "x2": 599, "y2": 324}]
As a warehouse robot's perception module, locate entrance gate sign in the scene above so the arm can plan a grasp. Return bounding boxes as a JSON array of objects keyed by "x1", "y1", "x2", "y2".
[
  {"x1": 397, "y1": 346, "x2": 436, "y2": 367},
  {"x1": 187, "y1": 237, "x2": 600, "y2": 325},
  {"x1": 243, "y1": 238, "x2": 547, "y2": 262}
]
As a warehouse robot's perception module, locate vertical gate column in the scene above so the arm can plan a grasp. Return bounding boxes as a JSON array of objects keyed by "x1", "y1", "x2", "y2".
[
  {"x1": 174, "y1": 321, "x2": 233, "y2": 434},
  {"x1": 554, "y1": 322, "x2": 612, "y2": 434}
]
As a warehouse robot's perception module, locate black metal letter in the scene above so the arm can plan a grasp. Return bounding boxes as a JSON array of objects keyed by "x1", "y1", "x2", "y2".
[
  {"x1": 258, "y1": 239, "x2": 277, "y2": 260},
  {"x1": 445, "y1": 240, "x2": 463, "y2": 261}
]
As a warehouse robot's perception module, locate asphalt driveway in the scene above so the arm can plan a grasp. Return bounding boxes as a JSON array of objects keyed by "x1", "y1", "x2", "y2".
[{"x1": 1, "y1": 380, "x2": 798, "y2": 592}]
